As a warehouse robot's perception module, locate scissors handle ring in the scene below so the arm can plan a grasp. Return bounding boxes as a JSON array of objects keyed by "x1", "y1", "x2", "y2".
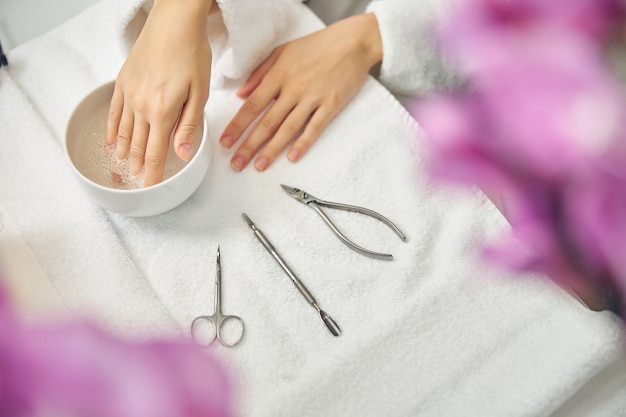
[
  {"x1": 191, "y1": 314, "x2": 245, "y2": 347},
  {"x1": 215, "y1": 314, "x2": 245, "y2": 347},
  {"x1": 190, "y1": 315, "x2": 218, "y2": 347}
]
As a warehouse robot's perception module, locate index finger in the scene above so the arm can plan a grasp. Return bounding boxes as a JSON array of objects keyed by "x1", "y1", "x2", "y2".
[{"x1": 220, "y1": 82, "x2": 278, "y2": 149}]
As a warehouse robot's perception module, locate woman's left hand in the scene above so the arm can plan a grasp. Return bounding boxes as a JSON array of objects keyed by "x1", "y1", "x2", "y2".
[{"x1": 220, "y1": 13, "x2": 383, "y2": 172}]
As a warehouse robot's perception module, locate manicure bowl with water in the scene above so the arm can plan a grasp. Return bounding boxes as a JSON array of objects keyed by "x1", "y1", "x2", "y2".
[{"x1": 64, "y1": 81, "x2": 212, "y2": 217}]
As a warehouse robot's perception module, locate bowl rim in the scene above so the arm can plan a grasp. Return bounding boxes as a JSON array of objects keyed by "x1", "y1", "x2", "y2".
[{"x1": 65, "y1": 81, "x2": 210, "y2": 195}]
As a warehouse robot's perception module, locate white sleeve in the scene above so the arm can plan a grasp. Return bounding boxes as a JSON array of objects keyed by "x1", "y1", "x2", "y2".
[{"x1": 365, "y1": 0, "x2": 457, "y2": 96}]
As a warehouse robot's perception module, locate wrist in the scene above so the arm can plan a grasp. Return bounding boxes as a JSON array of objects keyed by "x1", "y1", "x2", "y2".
[
  {"x1": 153, "y1": 0, "x2": 213, "y2": 19},
  {"x1": 356, "y1": 13, "x2": 383, "y2": 69}
]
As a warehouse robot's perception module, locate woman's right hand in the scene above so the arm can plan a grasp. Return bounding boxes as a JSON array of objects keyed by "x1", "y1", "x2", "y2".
[{"x1": 105, "y1": 0, "x2": 213, "y2": 187}]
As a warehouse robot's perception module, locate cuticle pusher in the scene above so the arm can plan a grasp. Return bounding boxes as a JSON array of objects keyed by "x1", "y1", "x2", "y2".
[{"x1": 242, "y1": 213, "x2": 341, "y2": 337}]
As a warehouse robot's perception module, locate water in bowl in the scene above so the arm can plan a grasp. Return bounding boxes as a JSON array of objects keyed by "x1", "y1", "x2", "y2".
[{"x1": 73, "y1": 105, "x2": 196, "y2": 190}]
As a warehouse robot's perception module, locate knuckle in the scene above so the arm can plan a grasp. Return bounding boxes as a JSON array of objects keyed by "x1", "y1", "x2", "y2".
[
  {"x1": 259, "y1": 116, "x2": 277, "y2": 132},
  {"x1": 177, "y1": 122, "x2": 199, "y2": 136},
  {"x1": 307, "y1": 119, "x2": 324, "y2": 135},
  {"x1": 129, "y1": 147, "x2": 145, "y2": 161},
  {"x1": 131, "y1": 96, "x2": 150, "y2": 116},
  {"x1": 298, "y1": 132, "x2": 315, "y2": 148},
  {"x1": 149, "y1": 103, "x2": 170, "y2": 121},
  {"x1": 135, "y1": 94, "x2": 168, "y2": 120},
  {"x1": 326, "y1": 92, "x2": 342, "y2": 108},
  {"x1": 242, "y1": 98, "x2": 261, "y2": 116},
  {"x1": 144, "y1": 152, "x2": 162, "y2": 168},
  {"x1": 283, "y1": 119, "x2": 301, "y2": 137},
  {"x1": 108, "y1": 107, "x2": 121, "y2": 120},
  {"x1": 296, "y1": 132, "x2": 318, "y2": 154},
  {"x1": 270, "y1": 70, "x2": 287, "y2": 84},
  {"x1": 238, "y1": 143, "x2": 258, "y2": 157},
  {"x1": 289, "y1": 82, "x2": 308, "y2": 98},
  {"x1": 116, "y1": 129, "x2": 132, "y2": 143},
  {"x1": 227, "y1": 122, "x2": 244, "y2": 137}
]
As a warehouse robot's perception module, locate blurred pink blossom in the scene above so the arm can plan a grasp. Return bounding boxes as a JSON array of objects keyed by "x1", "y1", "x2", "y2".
[
  {"x1": 0, "y1": 282, "x2": 232, "y2": 417},
  {"x1": 414, "y1": 0, "x2": 626, "y2": 312}
]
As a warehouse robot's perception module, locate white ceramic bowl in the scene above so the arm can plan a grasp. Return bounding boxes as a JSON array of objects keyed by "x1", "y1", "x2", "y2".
[{"x1": 65, "y1": 81, "x2": 211, "y2": 217}]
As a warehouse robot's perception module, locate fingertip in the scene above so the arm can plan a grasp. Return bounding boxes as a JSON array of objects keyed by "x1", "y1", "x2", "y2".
[
  {"x1": 174, "y1": 130, "x2": 195, "y2": 161},
  {"x1": 220, "y1": 134, "x2": 235, "y2": 148},
  {"x1": 178, "y1": 143, "x2": 193, "y2": 162},
  {"x1": 236, "y1": 79, "x2": 258, "y2": 98},
  {"x1": 236, "y1": 86, "x2": 251, "y2": 98},
  {"x1": 231, "y1": 155, "x2": 247, "y2": 172},
  {"x1": 287, "y1": 148, "x2": 300, "y2": 162},
  {"x1": 105, "y1": 132, "x2": 115, "y2": 147},
  {"x1": 254, "y1": 155, "x2": 270, "y2": 171},
  {"x1": 174, "y1": 107, "x2": 202, "y2": 161}
]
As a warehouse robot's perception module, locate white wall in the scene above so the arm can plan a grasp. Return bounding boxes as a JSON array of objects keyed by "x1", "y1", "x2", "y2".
[{"x1": 0, "y1": 0, "x2": 98, "y2": 50}]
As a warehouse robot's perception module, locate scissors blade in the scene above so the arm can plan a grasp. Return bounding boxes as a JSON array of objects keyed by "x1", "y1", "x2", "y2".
[{"x1": 214, "y1": 245, "x2": 221, "y2": 314}]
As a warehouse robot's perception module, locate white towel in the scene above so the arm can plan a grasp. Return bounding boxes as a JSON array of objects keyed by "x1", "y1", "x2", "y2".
[{"x1": 1, "y1": 1, "x2": 625, "y2": 416}]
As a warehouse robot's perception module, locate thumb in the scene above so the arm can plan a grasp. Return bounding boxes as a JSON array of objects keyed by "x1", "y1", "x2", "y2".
[{"x1": 174, "y1": 94, "x2": 206, "y2": 162}]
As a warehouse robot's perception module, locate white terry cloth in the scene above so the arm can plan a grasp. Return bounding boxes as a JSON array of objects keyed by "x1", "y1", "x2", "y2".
[
  {"x1": 115, "y1": 0, "x2": 302, "y2": 83},
  {"x1": 0, "y1": 74, "x2": 177, "y2": 338},
  {"x1": 1, "y1": 1, "x2": 626, "y2": 416},
  {"x1": 366, "y1": 0, "x2": 458, "y2": 96},
  {"x1": 114, "y1": 0, "x2": 456, "y2": 94}
]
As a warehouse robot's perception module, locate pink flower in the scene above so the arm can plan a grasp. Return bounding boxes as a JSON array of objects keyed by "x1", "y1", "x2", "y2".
[
  {"x1": 568, "y1": 176, "x2": 626, "y2": 294},
  {"x1": 0, "y1": 282, "x2": 232, "y2": 417},
  {"x1": 414, "y1": 0, "x2": 626, "y2": 312}
]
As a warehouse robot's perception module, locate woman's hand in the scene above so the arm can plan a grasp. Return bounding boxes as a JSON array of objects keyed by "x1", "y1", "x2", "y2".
[
  {"x1": 220, "y1": 13, "x2": 383, "y2": 172},
  {"x1": 106, "y1": 0, "x2": 213, "y2": 186}
]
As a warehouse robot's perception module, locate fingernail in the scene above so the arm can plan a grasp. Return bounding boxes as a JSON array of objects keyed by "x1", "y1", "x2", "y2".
[
  {"x1": 231, "y1": 155, "x2": 246, "y2": 171},
  {"x1": 178, "y1": 143, "x2": 193, "y2": 161},
  {"x1": 254, "y1": 156, "x2": 269, "y2": 171},
  {"x1": 287, "y1": 149, "x2": 300, "y2": 162},
  {"x1": 220, "y1": 135, "x2": 234, "y2": 148}
]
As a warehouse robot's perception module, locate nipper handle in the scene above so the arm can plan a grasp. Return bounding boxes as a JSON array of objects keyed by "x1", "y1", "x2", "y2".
[{"x1": 310, "y1": 202, "x2": 398, "y2": 260}]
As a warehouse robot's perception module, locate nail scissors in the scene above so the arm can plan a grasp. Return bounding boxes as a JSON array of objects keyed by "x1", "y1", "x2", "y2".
[
  {"x1": 191, "y1": 246, "x2": 245, "y2": 347},
  {"x1": 281, "y1": 184, "x2": 407, "y2": 260}
]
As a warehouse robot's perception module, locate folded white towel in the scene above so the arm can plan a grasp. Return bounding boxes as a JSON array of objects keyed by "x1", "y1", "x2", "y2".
[{"x1": 1, "y1": 2, "x2": 625, "y2": 417}]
